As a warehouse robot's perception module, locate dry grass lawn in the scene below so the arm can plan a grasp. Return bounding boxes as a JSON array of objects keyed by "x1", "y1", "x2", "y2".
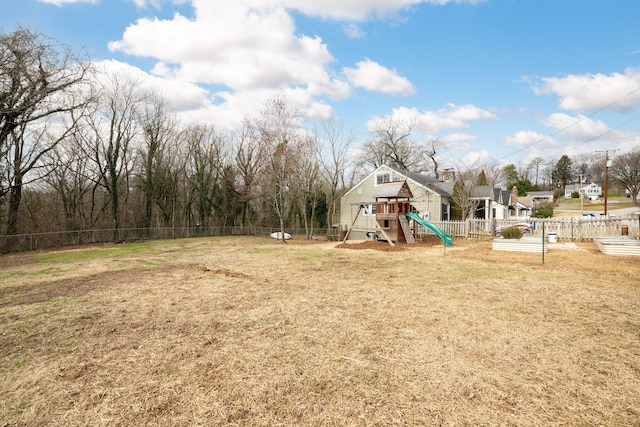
[{"x1": 1, "y1": 236, "x2": 639, "y2": 426}]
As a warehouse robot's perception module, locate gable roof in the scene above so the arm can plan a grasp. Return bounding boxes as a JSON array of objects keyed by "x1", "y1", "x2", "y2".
[
  {"x1": 527, "y1": 191, "x2": 554, "y2": 199},
  {"x1": 372, "y1": 180, "x2": 414, "y2": 199},
  {"x1": 518, "y1": 196, "x2": 534, "y2": 208},
  {"x1": 386, "y1": 165, "x2": 452, "y2": 196},
  {"x1": 470, "y1": 185, "x2": 495, "y2": 199}
]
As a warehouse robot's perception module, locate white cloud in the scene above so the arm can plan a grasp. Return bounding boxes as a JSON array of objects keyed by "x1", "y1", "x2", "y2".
[
  {"x1": 277, "y1": 0, "x2": 485, "y2": 21},
  {"x1": 105, "y1": 0, "x2": 356, "y2": 127},
  {"x1": 343, "y1": 23, "x2": 366, "y2": 38},
  {"x1": 503, "y1": 130, "x2": 547, "y2": 147},
  {"x1": 37, "y1": 0, "x2": 97, "y2": 6},
  {"x1": 108, "y1": 0, "x2": 420, "y2": 125},
  {"x1": 442, "y1": 133, "x2": 477, "y2": 144},
  {"x1": 379, "y1": 104, "x2": 497, "y2": 134},
  {"x1": 533, "y1": 67, "x2": 640, "y2": 113},
  {"x1": 94, "y1": 59, "x2": 211, "y2": 111},
  {"x1": 129, "y1": 0, "x2": 190, "y2": 7},
  {"x1": 458, "y1": 149, "x2": 491, "y2": 168},
  {"x1": 109, "y1": 2, "x2": 347, "y2": 98},
  {"x1": 92, "y1": 60, "x2": 335, "y2": 131},
  {"x1": 544, "y1": 113, "x2": 610, "y2": 140},
  {"x1": 343, "y1": 59, "x2": 415, "y2": 95}
]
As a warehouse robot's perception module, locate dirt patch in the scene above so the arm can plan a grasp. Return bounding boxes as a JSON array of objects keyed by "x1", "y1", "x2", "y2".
[{"x1": 336, "y1": 235, "x2": 443, "y2": 251}]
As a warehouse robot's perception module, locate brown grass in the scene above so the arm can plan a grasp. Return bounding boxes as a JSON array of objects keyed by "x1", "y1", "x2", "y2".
[{"x1": 1, "y1": 236, "x2": 639, "y2": 426}]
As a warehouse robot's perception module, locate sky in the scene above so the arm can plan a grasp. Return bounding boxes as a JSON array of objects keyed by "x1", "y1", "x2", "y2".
[{"x1": 2, "y1": 0, "x2": 640, "y2": 172}]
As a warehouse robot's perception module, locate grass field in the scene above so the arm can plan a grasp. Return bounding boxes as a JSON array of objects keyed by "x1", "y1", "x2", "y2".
[{"x1": 1, "y1": 236, "x2": 639, "y2": 426}]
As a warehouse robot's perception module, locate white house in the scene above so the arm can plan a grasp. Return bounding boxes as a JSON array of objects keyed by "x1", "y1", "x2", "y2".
[{"x1": 565, "y1": 182, "x2": 602, "y2": 200}]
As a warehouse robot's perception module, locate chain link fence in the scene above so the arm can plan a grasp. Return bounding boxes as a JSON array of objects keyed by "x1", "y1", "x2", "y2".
[{"x1": 0, "y1": 226, "x2": 332, "y2": 253}]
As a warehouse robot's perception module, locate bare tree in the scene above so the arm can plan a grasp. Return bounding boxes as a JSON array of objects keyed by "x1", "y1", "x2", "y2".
[
  {"x1": 450, "y1": 178, "x2": 480, "y2": 220},
  {"x1": 359, "y1": 116, "x2": 444, "y2": 175},
  {"x1": 82, "y1": 72, "x2": 144, "y2": 235},
  {"x1": 574, "y1": 152, "x2": 605, "y2": 185},
  {"x1": 139, "y1": 93, "x2": 177, "y2": 229},
  {"x1": 316, "y1": 118, "x2": 357, "y2": 229},
  {"x1": 291, "y1": 132, "x2": 321, "y2": 238},
  {"x1": 528, "y1": 157, "x2": 545, "y2": 188},
  {"x1": 257, "y1": 96, "x2": 304, "y2": 242},
  {"x1": 182, "y1": 124, "x2": 228, "y2": 227},
  {"x1": 230, "y1": 119, "x2": 270, "y2": 227},
  {"x1": 0, "y1": 27, "x2": 92, "y2": 234},
  {"x1": 610, "y1": 148, "x2": 640, "y2": 205},
  {"x1": 42, "y1": 127, "x2": 95, "y2": 231},
  {"x1": 425, "y1": 138, "x2": 444, "y2": 179}
]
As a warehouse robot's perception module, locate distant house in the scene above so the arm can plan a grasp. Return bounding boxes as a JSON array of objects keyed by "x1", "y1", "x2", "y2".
[
  {"x1": 489, "y1": 188, "x2": 532, "y2": 220},
  {"x1": 515, "y1": 196, "x2": 535, "y2": 218},
  {"x1": 564, "y1": 182, "x2": 602, "y2": 200},
  {"x1": 527, "y1": 191, "x2": 554, "y2": 204}
]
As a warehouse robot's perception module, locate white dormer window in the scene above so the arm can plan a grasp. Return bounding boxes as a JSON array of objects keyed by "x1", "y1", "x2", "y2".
[{"x1": 375, "y1": 173, "x2": 391, "y2": 186}]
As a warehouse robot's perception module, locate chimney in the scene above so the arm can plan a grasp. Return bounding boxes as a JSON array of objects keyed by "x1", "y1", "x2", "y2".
[{"x1": 442, "y1": 169, "x2": 456, "y2": 183}]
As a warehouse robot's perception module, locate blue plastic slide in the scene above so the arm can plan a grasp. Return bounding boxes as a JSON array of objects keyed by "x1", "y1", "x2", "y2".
[{"x1": 405, "y1": 212, "x2": 453, "y2": 247}]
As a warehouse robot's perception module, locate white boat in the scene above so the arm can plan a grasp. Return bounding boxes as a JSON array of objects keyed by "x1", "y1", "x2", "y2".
[{"x1": 270, "y1": 231, "x2": 291, "y2": 240}]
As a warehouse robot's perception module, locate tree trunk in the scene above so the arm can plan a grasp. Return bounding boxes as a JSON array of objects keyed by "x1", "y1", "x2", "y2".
[{"x1": 5, "y1": 173, "x2": 23, "y2": 235}]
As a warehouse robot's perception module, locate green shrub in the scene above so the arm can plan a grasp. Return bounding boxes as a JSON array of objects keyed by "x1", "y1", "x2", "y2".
[
  {"x1": 571, "y1": 191, "x2": 580, "y2": 198},
  {"x1": 533, "y1": 201, "x2": 554, "y2": 218},
  {"x1": 501, "y1": 226, "x2": 523, "y2": 239},
  {"x1": 533, "y1": 209, "x2": 553, "y2": 218}
]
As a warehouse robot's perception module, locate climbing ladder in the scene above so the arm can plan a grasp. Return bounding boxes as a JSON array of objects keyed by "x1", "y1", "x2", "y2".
[{"x1": 398, "y1": 215, "x2": 415, "y2": 243}]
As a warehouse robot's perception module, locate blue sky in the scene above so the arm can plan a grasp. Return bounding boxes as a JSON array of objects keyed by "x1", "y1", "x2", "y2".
[{"x1": 2, "y1": 0, "x2": 640, "y2": 172}]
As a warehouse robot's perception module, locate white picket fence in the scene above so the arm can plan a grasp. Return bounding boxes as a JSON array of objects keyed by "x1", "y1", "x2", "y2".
[{"x1": 417, "y1": 217, "x2": 640, "y2": 241}]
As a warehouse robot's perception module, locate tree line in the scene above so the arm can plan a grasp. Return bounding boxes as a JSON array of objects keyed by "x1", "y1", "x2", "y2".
[
  {"x1": 0, "y1": 28, "x2": 361, "y2": 239},
  {"x1": 2, "y1": 28, "x2": 639, "y2": 241}
]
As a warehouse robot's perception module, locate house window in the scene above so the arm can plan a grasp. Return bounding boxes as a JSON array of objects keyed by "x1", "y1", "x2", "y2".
[
  {"x1": 375, "y1": 173, "x2": 391, "y2": 186},
  {"x1": 383, "y1": 219, "x2": 389, "y2": 229},
  {"x1": 363, "y1": 204, "x2": 376, "y2": 216},
  {"x1": 357, "y1": 187, "x2": 362, "y2": 195}
]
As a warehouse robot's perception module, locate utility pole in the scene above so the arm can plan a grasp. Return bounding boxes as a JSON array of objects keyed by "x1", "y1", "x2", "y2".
[
  {"x1": 579, "y1": 173, "x2": 584, "y2": 216},
  {"x1": 596, "y1": 149, "x2": 618, "y2": 217}
]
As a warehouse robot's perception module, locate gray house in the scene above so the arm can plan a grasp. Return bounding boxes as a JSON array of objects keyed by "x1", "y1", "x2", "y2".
[
  {"x1": 340, "y1": 165, "x2": 530, "y2": 239},
  {"x1": 339, "y1": 165, "x2": 454, "y2": 239}
]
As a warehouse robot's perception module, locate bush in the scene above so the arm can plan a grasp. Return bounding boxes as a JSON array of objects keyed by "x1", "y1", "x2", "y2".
[
  {"x1": 534, "y1": 209, "x2": 553, "y2": 218},
  {"x1": 501, "y1": 226, "x2": 523, "y2": 239},
  {"x1": 571, "y1": 191, "x2": 580, "y2": 198},
  {"x1": 533, "y1": 201, "x2": 554, "y2": 218}
]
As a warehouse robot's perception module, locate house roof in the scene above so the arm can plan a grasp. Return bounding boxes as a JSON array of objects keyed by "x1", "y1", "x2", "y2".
[
  {"x1": 518, "y1": 196, "x2": 534, "y2": 208},
  {"x1": 497, "y1": 189, "x2": 511, "y2": 205},
  {"x1": 470, "y1": 185, "x2": 495, "y2": 199},
  {"x1": 372, "y1": 180, "x2": 413, "y2": 199},
  {"x1": 386, "y1": 165, "x2": 452, "y2": 197},
  {"x1": 527, "y1": 191, "x2": 554, "y2": 198},
  {"x1": 342, "y1": 164, "x2": 515, "y2": 203}
]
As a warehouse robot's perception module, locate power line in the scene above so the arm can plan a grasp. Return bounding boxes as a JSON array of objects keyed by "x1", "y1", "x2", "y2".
[{"x1": 498, "y1": 86, "x2": 640, "y2": 161}]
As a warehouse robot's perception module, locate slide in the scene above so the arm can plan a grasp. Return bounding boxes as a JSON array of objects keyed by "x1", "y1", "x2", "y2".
[{"x1": 405, "y1": 212, "x2": 454, "y2": 247}]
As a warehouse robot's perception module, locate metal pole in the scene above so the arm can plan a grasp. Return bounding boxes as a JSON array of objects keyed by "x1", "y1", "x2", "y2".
[
  {"x1": 579, "y1": 173, "x2": 584, "y2": 216},
  {"x1": 541, "y1": 222, "x2": 545, "y2": 264},
  {"x1": 604, "y1": 154, "x2": 609, "y2": 217},
  {"x1": 597, "y1": 149, "x2": 618, "y2": 218}
]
